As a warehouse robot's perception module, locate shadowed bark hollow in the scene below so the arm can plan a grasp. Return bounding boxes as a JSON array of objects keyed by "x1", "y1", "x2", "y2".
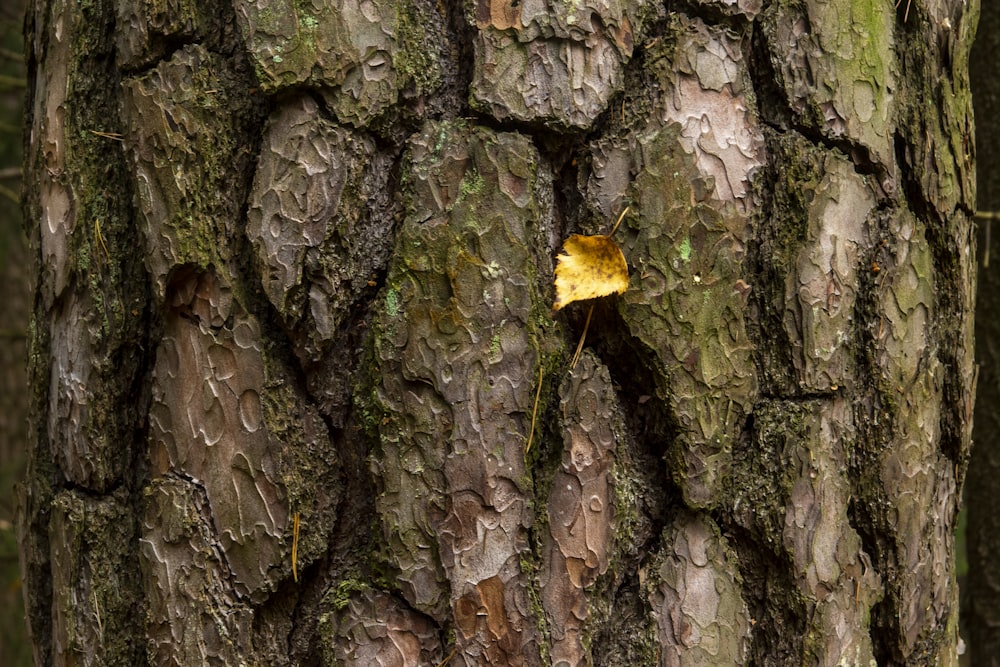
[{"x1": 19, "y1": 0, "x2": 977, "y2": 665}]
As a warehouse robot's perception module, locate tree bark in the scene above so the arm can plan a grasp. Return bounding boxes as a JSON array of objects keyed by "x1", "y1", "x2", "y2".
[{"x1": 19, "y1": 0, "x2": 978, "y2": 665}]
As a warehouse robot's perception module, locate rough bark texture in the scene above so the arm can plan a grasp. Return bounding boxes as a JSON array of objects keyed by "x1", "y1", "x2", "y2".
[{"x1": 20, "y1": 0, "x2": 977, "y2": 665}]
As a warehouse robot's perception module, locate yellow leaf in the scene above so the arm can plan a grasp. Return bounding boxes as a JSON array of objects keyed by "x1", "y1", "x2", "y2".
[{"x1": 553, "y1": 234, "x2": 629, "y2": 310}]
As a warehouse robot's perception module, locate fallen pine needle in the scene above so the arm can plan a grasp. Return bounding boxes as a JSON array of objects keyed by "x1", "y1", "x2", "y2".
[
  {"x1": 570, "y1": 304, "x2": 594, "y2": 370},
  {"x1": 525, "y1": 365, "x2": 544, "y2": 454},
  {"x1": 89, "y1": 129, "x2": 123, "y2": 141},
  {"x1": 436, "y1": 646, "x2": 458, "y2": 667},
  {"x1": 609, "y1": 205, "x2": 629, "y2": 236},
  {"x1": 292, "y1": 512, "x2": 300, "y2": 583}
]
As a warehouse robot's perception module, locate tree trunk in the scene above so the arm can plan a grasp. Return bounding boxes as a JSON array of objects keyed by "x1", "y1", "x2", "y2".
[{"x1": 19, "y1": 0, "x2": 977, "y2": 665}]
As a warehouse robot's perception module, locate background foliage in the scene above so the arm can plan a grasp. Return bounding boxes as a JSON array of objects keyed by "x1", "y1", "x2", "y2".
[{"x1": 0, "y1": 0, "x2": 28, "y2": 664}]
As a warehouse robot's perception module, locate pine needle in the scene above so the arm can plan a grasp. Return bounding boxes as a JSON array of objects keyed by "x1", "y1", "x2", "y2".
[
  {"x1": 525, "y1": 365, "x2": 544, "y2": 454},
  {"x1": 291, "y1": 512, "x2": 300, "y2": 582},
  {"x1": 609, "y1": 205, "x2": 630, "y2": 237},
  {"x1": 89, "y1": 129, "x2": 123, "y2": 141},
  {"x1": 436, "y1": 646, "x2": 458, "y2": 667},
  {"x1": 570, "y1": 304, "x2": 594, "y2": 370},
  {"x1": 895, "y1": 0, "x2": 912, "y2": 22}
]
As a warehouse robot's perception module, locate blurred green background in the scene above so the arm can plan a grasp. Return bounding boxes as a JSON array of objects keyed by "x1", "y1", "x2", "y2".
[{"x1": 0, "y1": 0, "x2": 27, "y2": 663}]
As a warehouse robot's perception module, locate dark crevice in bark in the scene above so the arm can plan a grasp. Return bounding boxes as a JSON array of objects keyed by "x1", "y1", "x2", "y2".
[
  {"x1": 848, "y1": 492, "x2": 894, "y2": 665},
  {"x1": 53, "y1": 477, "x2": 135, "y2": 501},
  {"x1": 920, "y1": 251, "x2": 969, "y2": 476},
  {"x1": 460, "y1": 104, "x2": 591, "y2": 158},
  {"x1": 850, "y1": 231, "x2": 900, "y2": 664},
  {"x1": 755, "y1": 390, "x2": 840, "y2": 402},
  {"x1": 870, "y1": 597, "x2": 902, "y2": 665},
  {"x1": 287, "y1": 554, "x2": 333, "y2": 667},
  {"x1": 745, "y1": 129, "x2": 797, "y2": 395},
  {"x1": 116, "y1": 0, "x2": 255, "y2": 75},
  {"x1": 848, "y1": 380, "x2": 899, "y2": 661},
  {"x1": 892, "y1": 130, "x2": 970, "y2": 474},
  {"x1": 205, "y1": 49, "x2": 270, "y2": 333},
  {"x1": 668, "y1": 0, "x2": 754, "y2": 30},
  {"x1": 252, "y1": 581, "x2": 307, "y2": 665},
  {"x1": 437, "y1": 0, "x2": 476, "y2": 120},
  {"x1": 320, "y1": 417, "x2": 375, "y2": 565},
  {"x1": 728, "y1": 408, "x2": 806, "y2": 666},
  {"x1": 747, "y1": 18, "x2": 794, "y2": 134},
  {"x1": 599, "y1": 12, "x2": 663, "y2": 141},
  {"x1": 761, "y1": 116, "x2": 889, "y2": 199},
  {"x1": 270, "y1": 88, "x2": 335, "y2": 131},
  {"x1": 849, "y1": 429, "x2": 899, "y2": 664},
  {"x1": 848, "y1": 210, "x2": 891, "y2": 511},
  {"x1": 308, "y1": 296, "x2": 387, "y2": 426},
  {"x1": 727, "y1": 530, "x2": 807, "y2": 666},
  {"x1": 893, "y1": 0, "x2": 917, "y2": 28},
  {"x1": 288, "y1": 413, "x2": 377, "y2": 666},
  {"x1": 892, "y1": 132, "x2": 934, "y2": 224},
  {"x1": 366, "y1": 104, "x2": 432, "y2": 152},
  {"x1": 234, "y1": 85, "x2": 405, "y2": 426},
  {"x1": 521, "y1": 509, "x2": 552, "y2": 658},
  {"x1": 590, "y1": 303, "x2": 676, "y2": 521},
  {"x1": 117, "y1": 34, "x2": 202, "y2": 75},
  {"x1": 123, "y1": 274, "x2": 158, "y2": 493},
  {"x1": 590, "y1": 572, "x2": 657, "y2": 667},
  {"x1": 929, "y1": 299, "x2": 969, "y2": 473},
  {"x1": 544, "y1": 140, "x2": 586, "y2": 242},
  {"x1": 724, "y1": 400, "x2": 803, "y2": 662}
]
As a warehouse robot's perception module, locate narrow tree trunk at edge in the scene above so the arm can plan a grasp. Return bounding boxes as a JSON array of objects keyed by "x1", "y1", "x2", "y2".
[{"x1": 19, "y1": 0, "x2": 978, "y2": 665}]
